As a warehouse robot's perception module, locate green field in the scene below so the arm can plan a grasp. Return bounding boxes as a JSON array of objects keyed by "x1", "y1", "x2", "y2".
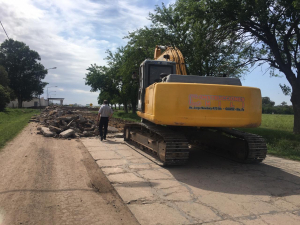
[
  {"x1": 112, "y1": 111, "x2": 300, "y2": 161},
  {"x1": 260, "y1": 114, "x2": 294, "y2": 131},
  {"x1": 0, "y1": 108, "x2": 39, "y2": 150}
]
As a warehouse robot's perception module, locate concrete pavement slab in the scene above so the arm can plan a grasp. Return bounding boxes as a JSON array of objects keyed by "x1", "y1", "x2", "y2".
[
  {"x1": 205, "y1": 220, "x2": 242, "y2": 225},
  {"x1": 149, "y1": 180, "x2": 184, "y2": 191},
  {"x1": 114, "y1": 149, "x2": 146, "y2": 158},
  {"x1": 128, "y1": 158, "x2": 156, "y2": 164},
  {"x1": 81, "y1": 138, "x2": 102, "y2": 148},
  {"x1": 128, "y1": 203, "x2": 191, "y2": 225},
  {"x1": 96, "y1": 159, "x2": 128, "y2": 167},
  {"x1": 174, "y1": 202, "x2": 221, "y2": 223},
  {"x1": 257, "y1": 212, "x2": 300, "y2": 225},
  {"x1": 128, "y1": 164, "x2": 152, "y2": 170},
  {"x1": 87, "y1": 146, "x2": 113, "y2": 152},
  {"x1": 114, "y1": 185, "x2": 156, "y2": 202},
  {"x1": 101, "y1": 167, "x2": 127, "y2": 175},
  {"x1": 81, "y1": 136, "x2": 300, "y2": 225},
  {"x1": 284, "y1": 194, "x2": 300, "y2": 207},
  {"x1": 137, "y1": 169, "x2": 173, "y2": 180},
  {"x1": 160, "y1": 186, "x2": 194, "y2": 201},
  {"x1": 89, "y1": 150, "x2": 123, "y2": 160},
  {"x1": 107, "y1": 172, "x2": 145, "y2": 183}
]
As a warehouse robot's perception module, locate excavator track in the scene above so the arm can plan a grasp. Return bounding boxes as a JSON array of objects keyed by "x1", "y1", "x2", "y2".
[
  {"x1": 219, "y1": 128, "x2": 267, "y2": 163},
  {"x1": 124, "y1": 122, "x2": 189, "y2": 166},
  {"x1": 124, "y1": 123, "x2": 267, "y2": 166},
  {"x1": 185, "y1": 127, "x2": 267, "y2": 163}
]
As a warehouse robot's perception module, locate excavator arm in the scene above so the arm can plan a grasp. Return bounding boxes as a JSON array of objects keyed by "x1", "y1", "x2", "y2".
[{"x1": 154, "y1": 45, "x2": 187, "y2": 75}]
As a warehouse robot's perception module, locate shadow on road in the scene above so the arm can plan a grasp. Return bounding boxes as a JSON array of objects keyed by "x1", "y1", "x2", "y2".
[
  {"x1": 101, "y1": 139, "x2": 120, "y2": 144},
  {"x1": 167, "y1": 149, "x2": 300, "y2": 197}
]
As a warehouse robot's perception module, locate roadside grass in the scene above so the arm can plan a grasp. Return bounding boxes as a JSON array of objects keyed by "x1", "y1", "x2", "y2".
[
  {"x1": 112, "y1": 110, "x2": 140, "y2": 122},
  {"x1": 0, "y1": 108, "x2": 39, "y2": 150}
]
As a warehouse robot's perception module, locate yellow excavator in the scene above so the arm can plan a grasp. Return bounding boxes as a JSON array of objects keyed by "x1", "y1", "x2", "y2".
[{"x1": 124, "y1": 45, "x2": 267, "y2": 166}]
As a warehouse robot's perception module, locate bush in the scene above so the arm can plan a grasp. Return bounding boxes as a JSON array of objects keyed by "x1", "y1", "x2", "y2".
[
  {"x1": 262, "y1": 105, "x2": 294, "y2": 114},
  {"x1": 0, "y1": 85, "x2": 10, "y2": 111}
]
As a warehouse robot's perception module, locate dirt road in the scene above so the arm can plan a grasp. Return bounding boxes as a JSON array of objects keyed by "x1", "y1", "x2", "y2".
[{"x1": 0, "y1": 123, "x2": 139, "y2": 225}]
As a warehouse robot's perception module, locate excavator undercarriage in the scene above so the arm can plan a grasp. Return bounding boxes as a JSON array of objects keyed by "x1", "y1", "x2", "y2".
[{"x1": 124, "y1": 122, "x2": 267, "y2": 166}]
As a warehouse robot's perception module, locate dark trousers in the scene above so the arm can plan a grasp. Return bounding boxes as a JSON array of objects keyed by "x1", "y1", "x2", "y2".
[{"x1": 99, "y1": 117, "x2": 109, "y2": 138}]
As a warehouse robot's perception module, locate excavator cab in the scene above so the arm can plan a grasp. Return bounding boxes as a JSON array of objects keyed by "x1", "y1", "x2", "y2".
[{"x1": 137, "y1": 59, "x2": 176, "y2": 112}]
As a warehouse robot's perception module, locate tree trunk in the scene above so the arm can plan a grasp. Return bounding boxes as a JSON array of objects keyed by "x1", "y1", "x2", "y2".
[
  {"x1": 291, "y1": 90, "x2": 300, "y2": 134},
  {"x1": 131, "y1": 99, "x2": 137, "y2": 113},
  {"x1": 18, "y1": 97, "x2": 23, "y2": 108},
  {"x1": 124, "y1": 102, "x2": 128, "y2": 113},
  {"x1": 132, "y1": 104, "x2": 137, "y2": 114},
  {"x1": 118, "y1": 104, "x2": 120, "y2": 110}
]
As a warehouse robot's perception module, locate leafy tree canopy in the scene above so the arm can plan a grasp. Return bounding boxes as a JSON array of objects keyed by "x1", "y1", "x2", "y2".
[
  {"x1": 281, "y1": 101, "x2": 288, "y2": 106},
  {"x1": 144, "y1": 2, "x2": 251, "y2": 77},
  {"x1": 0, "y1": 39, "x2": 48, "y2": 108},
  {"x1": 262, "y1": 97, "x2": 275, "y2": 107},
  {"x1": 0, "y1": 85, "x2": 10, "y2": 111},
  {"x1": 0, "y1": 65, "x2": 15, "y2": 111},
  {"x1": 0, "y1": 65, "x2": 9, "y2": 87}
]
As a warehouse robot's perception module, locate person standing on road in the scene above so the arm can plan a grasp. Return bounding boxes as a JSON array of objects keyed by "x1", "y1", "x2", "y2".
[{"x1": 97, "y1": 100, "x2": 114, "y2": 141}]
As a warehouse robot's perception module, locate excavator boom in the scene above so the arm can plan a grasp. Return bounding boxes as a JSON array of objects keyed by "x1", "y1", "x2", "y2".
[{"x1": 154, "y1": 45, "x2": 187, "y2": 75}]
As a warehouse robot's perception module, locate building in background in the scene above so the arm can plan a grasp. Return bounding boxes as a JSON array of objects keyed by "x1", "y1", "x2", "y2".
[
  {"x1": 48, "y1": 98, "x2": 64, "y2": 106},
  {"x1": 7, "y1": 97, "x2": 49, "y2": 108}
]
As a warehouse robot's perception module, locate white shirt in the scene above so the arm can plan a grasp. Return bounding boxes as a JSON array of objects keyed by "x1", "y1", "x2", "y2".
[{"x1": 98, "y1": 104, "x2": 113, "y2": 117}]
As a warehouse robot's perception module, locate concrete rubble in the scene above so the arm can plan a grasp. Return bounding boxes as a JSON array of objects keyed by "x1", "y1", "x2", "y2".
[
  {"x1": 30, "y1": 106, "x2": 104, "y2": 139},
  {"x1": 40, "y1": 127, "x2": 54, "y2": 137}
]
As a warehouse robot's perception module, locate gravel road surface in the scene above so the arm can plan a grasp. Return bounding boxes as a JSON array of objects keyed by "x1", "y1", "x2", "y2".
[{"x1": 0, "y1": 123, "x2": 139, "y2": 225}]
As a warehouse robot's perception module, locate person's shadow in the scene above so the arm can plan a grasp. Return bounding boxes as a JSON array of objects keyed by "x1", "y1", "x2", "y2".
[{"x1": 103, "y1": 139, "x2": 121, "y2": 145}]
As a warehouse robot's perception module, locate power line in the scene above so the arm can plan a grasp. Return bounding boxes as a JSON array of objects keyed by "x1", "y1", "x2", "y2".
[{"x1": 0, "y1": 21, "x2": 9, "y2": 39}]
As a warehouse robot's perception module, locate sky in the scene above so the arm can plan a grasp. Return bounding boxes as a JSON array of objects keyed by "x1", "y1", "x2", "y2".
[{"x1": 0, "y1": 0, "x2": 292, "y2": 106}]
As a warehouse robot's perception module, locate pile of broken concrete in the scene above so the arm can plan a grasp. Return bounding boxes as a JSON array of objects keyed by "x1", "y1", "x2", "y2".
[{"x1": 32, "y1": 106, "x2": 99, "y2": 139}]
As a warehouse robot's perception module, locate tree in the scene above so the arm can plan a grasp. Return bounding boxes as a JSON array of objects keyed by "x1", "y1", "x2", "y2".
[
  {"x1": 195, "y1": 0, "x2": 300, "y2": 133},
  {"x1": 0, "y1": 85, "x2": 10, "y2": 111},
  {"x1": 0, "y1": 66, "x2": 14, "y2": 111},
  {"x1": 0, "y1": 65, "x2": 9, "y2": 87},
  {"x1": 146, "y1": 2, "x2": 250, "y2": 77},
  {"x1": 281, "y1": 101, "x2": 288, "y2": 106},
  {"x1": 262, "y1": 97, "x2": 275, "y2": 107},
  {"x1": 98, "y1": 91, "x2": 112, "y2": 105},
  {"x1": 85, "y1": 63, "x2": 125, "y2": 111},
  {"x1": 0, "y1": 39, "x2": 48, "y2": 108},
  {"x1": 85, "y1": 46, "x2": 141, "y2": 114}
]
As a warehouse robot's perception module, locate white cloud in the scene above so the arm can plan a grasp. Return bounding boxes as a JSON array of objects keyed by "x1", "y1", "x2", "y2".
[
  {"x1": 72, "y1": 89, "x2": 99, "y2": 95},
  {"x1": 0, "y1": 0, "x2": 173, "y2": 105}
]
